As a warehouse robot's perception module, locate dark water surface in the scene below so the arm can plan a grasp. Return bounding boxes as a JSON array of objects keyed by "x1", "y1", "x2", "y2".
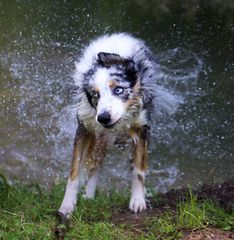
[{"x1": 0, "y1": 1, "x2": 233, "y2": 191}]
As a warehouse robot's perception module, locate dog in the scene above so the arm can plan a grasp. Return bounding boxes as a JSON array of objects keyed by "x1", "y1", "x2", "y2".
[{"x1": 58, "y1": 33, "x2": 160, "y2": 221}]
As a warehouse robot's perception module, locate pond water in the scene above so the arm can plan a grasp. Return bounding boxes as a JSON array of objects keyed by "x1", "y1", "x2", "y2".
[{"x1": 0, "y1": 1, "x2": 233, "y2": 192}]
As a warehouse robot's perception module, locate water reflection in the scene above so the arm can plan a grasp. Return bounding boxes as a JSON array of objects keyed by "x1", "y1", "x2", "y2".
[{"x1": 0, "y1": 1, "x2": 233, "y2": 191}]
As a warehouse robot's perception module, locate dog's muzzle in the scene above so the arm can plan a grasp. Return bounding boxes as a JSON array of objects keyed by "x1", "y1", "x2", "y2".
[
  {"x1": 97, "y1": 111, "x2": 119, "y2": 128},
  {"x1": 97, "y1": 111, "x2": 111, "y2": 125}
]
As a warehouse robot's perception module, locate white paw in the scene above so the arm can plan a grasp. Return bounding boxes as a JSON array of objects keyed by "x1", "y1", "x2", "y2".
[
  {"x1": 82, "y1": 191, "x2": 95, "y2": 199},
  {"x1": 82, "y1": 173, "x2": 98, "y2": 200},
  {"x1": 58, "y1": 201, "x2": 76, "y2": 219},
  {"x1": 129, "y1": 194, "x2": 146, "y2": 213},
  {"x1": 58, "y1": 178, "x2": 79, "y2": 219}
]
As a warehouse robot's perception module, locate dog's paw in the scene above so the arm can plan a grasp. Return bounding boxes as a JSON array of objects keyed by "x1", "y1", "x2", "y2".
[
  {"x1": 58, "y1": 202, "x2": 75, "y2": 220},
  {"x1": 129, "y1": 194, "x2": 146, "y2": 213},
  {"x1": 82, "y1": 192, "x2": 95, "y2": 199},
  {"x1": 56, "y1": 211, "x2": 70, "y2": 239}
]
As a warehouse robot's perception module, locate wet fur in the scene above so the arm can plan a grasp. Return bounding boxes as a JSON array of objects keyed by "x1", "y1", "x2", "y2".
[{"x1": 58, "y1": 33, "x2": 159, "y2": 221}]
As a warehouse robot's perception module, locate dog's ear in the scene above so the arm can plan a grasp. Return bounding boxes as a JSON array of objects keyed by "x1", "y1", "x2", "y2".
[
  {"x1": 97, "y1": 52, "x2": 125, "y2": 66},
  {"x1": 124, "y1": 59, "x2": 135, "y2": 74},
  {"x1": 97, "y1": 52, "x2": 136, "y2": 82},
  {"x1": 124, "y1": 59, "x2": 137, "y2": 84}
]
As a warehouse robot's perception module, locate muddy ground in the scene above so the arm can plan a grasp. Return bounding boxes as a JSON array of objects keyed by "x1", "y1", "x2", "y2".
[{"x1": 111, "y1": 177, "x2": 234, "y2": 240}]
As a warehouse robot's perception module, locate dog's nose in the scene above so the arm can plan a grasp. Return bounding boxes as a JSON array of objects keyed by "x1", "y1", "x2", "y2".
[{"x1": 97, "y1": 111, "x2": 111, "y2": 125}]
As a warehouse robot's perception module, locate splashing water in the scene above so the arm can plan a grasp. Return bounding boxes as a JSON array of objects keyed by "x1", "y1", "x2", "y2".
[{"x1": 0, "y1": 37, "x2": 203, "y2": 191}]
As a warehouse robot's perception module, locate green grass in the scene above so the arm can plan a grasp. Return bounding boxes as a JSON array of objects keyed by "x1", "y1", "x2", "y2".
[
  {"x1": 0, "y1": 174, "x2": 233, "y2": 240},
  {"x1": 177, "y1": 187, "x2": 206, "y2": 229},
  {"x1": 146, "y1": 212, "x2": 183, "y2": 240},
  {"x1": 176, "y1": 187, "x2": 234, "y2": 231},
  {"x1": 204, "y1": 200, "x2": 234, "y2": 231}
]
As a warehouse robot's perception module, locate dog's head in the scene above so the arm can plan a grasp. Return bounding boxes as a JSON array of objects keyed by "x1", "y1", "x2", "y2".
[{"x1": 84, "y1": 52, "x2": 142, "y2": 128}]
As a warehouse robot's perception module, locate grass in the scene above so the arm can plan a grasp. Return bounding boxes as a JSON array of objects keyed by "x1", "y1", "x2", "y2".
[
  {"x1": 0, "y1": 173, "x2": 233, "y2": 240},
  {"x1": 177, "y1": 187, "x2": 206, "y2": 229},
  {"x1": 204, "y1": 200, "x2": 234, "y2": 231},
  {"x1": 146, "y1": 212, "x2": 183, "y2": 240}
]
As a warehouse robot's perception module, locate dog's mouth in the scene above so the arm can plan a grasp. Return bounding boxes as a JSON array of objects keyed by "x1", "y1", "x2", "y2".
[
  {"x1": 102, "y1": 122, "x2": 117, "y2": 129},
  {"x1": 101, "y1": 119, "x2": 120, "y2": 129}
]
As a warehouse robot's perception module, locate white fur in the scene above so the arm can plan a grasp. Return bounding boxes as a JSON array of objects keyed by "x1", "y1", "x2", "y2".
[
  {"x1": 58, "y1": 178, "x2": 79, "y2": 218},
  {"x1": 92, "y1": 68, "x2": 125, "y2": 124},
  {"x1": 129, "y1": 168, "x2": 146, "y2": 213},
  {"x1": 74, "y1": 33, "x2": 143, "y2": 80},
  {"x1": 83, "y1": 170, "x2": 99, "y2": 199},
  {"x1": 135, "y1": 109, "x2": 147, "y2": 126}
]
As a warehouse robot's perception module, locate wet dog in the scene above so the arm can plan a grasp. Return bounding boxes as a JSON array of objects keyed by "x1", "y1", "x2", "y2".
[{"x1": 58, "y1": 33, "x2": 159, "y2": 221}]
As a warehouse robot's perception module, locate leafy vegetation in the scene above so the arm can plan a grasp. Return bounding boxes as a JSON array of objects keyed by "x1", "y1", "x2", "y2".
[
  {"x1": 177, "y1": 187, "x2": 206, "y2": 229},
  {"x1": 0, "y1": 174, "x2": 233, "y2": 240}
]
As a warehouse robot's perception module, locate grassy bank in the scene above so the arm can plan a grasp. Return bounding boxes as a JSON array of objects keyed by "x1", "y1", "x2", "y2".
[{"x1": 0, "y1": 174, "x2": 233, "y2": 240}]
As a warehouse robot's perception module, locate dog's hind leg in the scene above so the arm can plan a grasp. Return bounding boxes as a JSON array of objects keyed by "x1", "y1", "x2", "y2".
[
  {"x1": 129, "y1": 126, "x2": 148, "y2": 213},
  {"x1": 83, "y1": 136, "x2": 107, "y2": 199},
  {"x1": 58, "y1": 126, "x2": 95, "y2": 220}
]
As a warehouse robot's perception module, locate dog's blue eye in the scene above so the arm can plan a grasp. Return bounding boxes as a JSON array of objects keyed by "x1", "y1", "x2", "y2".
[{"x1": 113, "y1": 87, "x2": 124, "y2": 95}]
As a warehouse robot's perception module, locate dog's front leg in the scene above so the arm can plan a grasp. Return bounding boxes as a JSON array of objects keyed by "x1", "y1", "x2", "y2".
[
  {"x1": 129, "y1": 127, "x2": 148, "y2": 213},
  {"x1": 83, "y1": 136, "x2": 107, "y2": 199},
  {"x1": 58, "y1": 127, "x2": 95, "y2": 220}
]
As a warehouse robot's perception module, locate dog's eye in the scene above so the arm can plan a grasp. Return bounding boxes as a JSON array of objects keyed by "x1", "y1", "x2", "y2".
[
  {"x1": 113, "y1": 87, "x2": 124, "y2": 95},
  {"x1": 92, "y1": 91, "x2": 99, "y2": 98}
]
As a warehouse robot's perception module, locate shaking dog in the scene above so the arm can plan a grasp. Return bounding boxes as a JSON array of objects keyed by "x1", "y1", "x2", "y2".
[{"x1": 58, "y1": 33, "x2": 160, "y2": 220}]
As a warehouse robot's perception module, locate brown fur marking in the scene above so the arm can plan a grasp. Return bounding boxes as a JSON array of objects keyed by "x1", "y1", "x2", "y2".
[
  {"x1": 133, "y1": 80, "x2": 141, "y2": 94},
  {"x1": 70, "y1": 133, "x2": 96, "y2": 181},
  {"x1": 108, "y1": 80, "x2": 117, "y2": 89},
  {"x1": 137, "y1": 174, "x2": 144, "y2": 183},
  {"x1": 140, "y1": 141, "x2": 147, "y2": 170},
  {"x1": 94, "y1": 87, "x2": 100, "y2": 93},
  {"x1": 130, "y1": 127, "x2": 148, "y2": 171},
  {"x1": 83, "y1": 134, "x2": 108, "y2": 178}
]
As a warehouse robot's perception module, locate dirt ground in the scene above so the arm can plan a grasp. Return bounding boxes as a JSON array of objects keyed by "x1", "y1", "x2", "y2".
[
  {"x1": 183, "y1": 228, "x2": 233, "y2": 240},
  {"x1": 153, "y1": 177, "x2": 234, "y2": 211},
  {"x1": 111, "y1": 177, "x2": 234, "y2": 240}
]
